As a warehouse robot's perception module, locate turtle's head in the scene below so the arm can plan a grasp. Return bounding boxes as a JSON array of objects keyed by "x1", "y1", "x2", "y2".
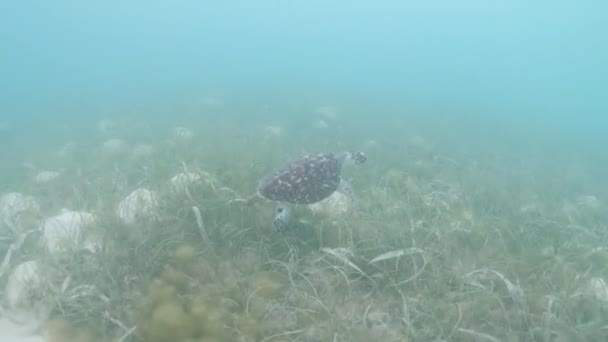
[{"x1": 342, "y1": 151, "x2": 367, "y2": 166}]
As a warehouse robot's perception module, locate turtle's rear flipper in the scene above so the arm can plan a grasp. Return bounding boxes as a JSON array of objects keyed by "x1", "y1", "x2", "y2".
[{"x1": 273, "y1": 203, "x2": 292, "y2": 233}]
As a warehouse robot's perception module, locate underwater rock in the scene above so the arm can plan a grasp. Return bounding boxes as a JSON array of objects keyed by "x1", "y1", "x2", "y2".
[
  {"x1": 576, "y1": 194, "x2": 601, "y2": 210},
  {"x1": 169, "y1": 169, "x2": 219, "y2": 195},
  {"x1": 308, "y1": 191, "x2": 352, "y2": 218},
  {"x1": 168, "y1": 172, "x2": 202, "y2": 193},
  {"x1": 34, "y1": 171, "x2": 61, "y2": 184},
  {"x1": 41, "y1": 209, "x2": 96, "y2": 255},
  {"x1": 101, "y1": 138, "x2": 127, "y2": 155},
  {"x1": 312, "y1": 119, "x2": 329, "y2": 129},
  {"x1": 56, "y1": 142, "x2": 78, "y2": 158},
  {"x1": 314, "y1": 105, "x2": 339, "y2": 120},
  {"x1": 4, "y1": 260, "x2": 51, "y2": 326},
  {"x1": 82, "y1": 233, "x2": 103, "y2": 254},
  {"x1": 409, "y1": 135, "x2": 433, "y2": 150},
  {"x1": 131, "y1": 143, "x2": 155, "y2": 158},
  {"x1": 520, "y1": 203, "x2": 541, "y2": 215},
  {"x1": 589, "y1": 277, "x2": 608, "y2": 303},
  {"x1": 172, "y1": 126, "x2": 194, "y2": 139},
  {"x1": 116, "y1": 188, "x2": 160, "y2": 226},
  {"x1": 263, "y1": 125, "x2": 284, "y2": 138},
  {"x1": 199, "y1": 96, "x2": 224, "y2": 108},
  {"x1": 0, "y1": 192, "x2": 40, "y2": 227},
  {"x1": 96, "y1": 119, "x2": 117, "y2": 135},
  {"x1": 6, "y1": 260, "x2": 42, "y2": 309},
  {"x1": 0, "y1": 318, "x2": 46, "y2": 342}
]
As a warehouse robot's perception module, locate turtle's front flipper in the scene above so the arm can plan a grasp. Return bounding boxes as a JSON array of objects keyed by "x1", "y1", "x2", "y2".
[
  {"x1": 273, "y1": 203, "x2": 292, "y2": 233},
  {"x1": 340, "y1": 151, "x2": 367, "y2": 166},
  {"x1": 337, "y1": 178, "x2": 355, "y2": 198}
]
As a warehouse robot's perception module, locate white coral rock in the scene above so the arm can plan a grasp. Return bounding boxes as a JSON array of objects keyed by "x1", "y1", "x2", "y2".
[
  {"x1": 169, "y1": 172, "x2": 202, "y2": 193},
  {"x1": 312, "y1": 119, "x2": 329, "y2": 129},
  {"x1": 116, "y1": 188, "x2": 160, "y2": 226},
  {"x1": 263, "y1": 125, "x2": 285, "y2": 138},
  {"x1": 576, "y1": 195, "x2": 601, "y2": 210},
  {"x1": 589, "y1": 277, "x2": 608, "y2": 303},
  {"x1": 0, "y1": 318, "x2": 46, "y2": 342},
  {"x1": 83, "y1": 235, "x2": 103, "y2": 254},
  {"x1": 0, "y1": 192, "x2": 40, "y2": 225},
  {"x1": 56, "y1": 141, "x2": 78, "y2": 158},
  {"x1": 34, "y1": 171, "x2": 61, "y2": 184},
  {"x1": 173, "y1": 126, "x2": 194, "y2": 139},
  {"x1": 308, "y1": 192, "x2": 352, "y2": 218},
  {"x1": 5, "y1": 260, "x2": 45, "y2": 312},
  {"x1": 101, "y1": 138, "x2": 127, "y2": 155},
  {"x1": 40, "y1": 209, "x2": 95, "y2": 254},
  {"x1": 96, "y1": 119, "x2": 117, "y2": 134},
  {"x1": 314, "y1": 105, "x2": 338, "y2": 120},
  {"x1": 200, "y1": 96, "x2": 224, "y2": 108},
  {"x1": 131, "y1": 143, "x2": 155, "y2": 158}
]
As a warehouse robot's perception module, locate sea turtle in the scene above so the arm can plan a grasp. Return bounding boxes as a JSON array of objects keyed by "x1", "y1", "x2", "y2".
[{"x1": 237, "y1": 151, "x2": 367, "y2": 232}]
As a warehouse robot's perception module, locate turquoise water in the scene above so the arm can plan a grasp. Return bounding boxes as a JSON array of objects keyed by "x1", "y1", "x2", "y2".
[
  {"x1": 2, "y1": 1, "x2": 606, "y2": 131},
  {"x1": 1, "y1": 2, "x2": 608, "y2": 341}
]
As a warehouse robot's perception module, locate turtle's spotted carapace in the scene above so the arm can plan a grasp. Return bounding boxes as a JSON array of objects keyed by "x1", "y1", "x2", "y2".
[{"x1": 257, "y1": 153, "x2": 343, "y2": 205}]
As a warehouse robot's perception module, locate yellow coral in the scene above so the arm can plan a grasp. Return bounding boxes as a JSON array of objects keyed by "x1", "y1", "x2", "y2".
[
  {"x1": 161, "y1": 264, "x2": 190, "y2": 290},
  {"x1": 147, "y1": 302, "x2": 196, "y2": 341},
  {"x1": 134, "y1": 245, "x2": 276, "y2": 341},
  {"x1": 236, "y1": 315, "x2": 260, "y2": 339},
  {"x1": 46, "y1": 318, "x2": 96, "y2": 342},
  {"x1": 200, "y1": 309, "x2": 228, "y2": 338},
  {"x1": 148, "y1": 279, "x2": 178, "y2": 305},
  {"x1": 175, "y1": 244, "x2": 196, "y2": 262},
  {"x1": 198, "y1": 338, "x2": 222, "y2": 342},
  {"x1": 252, "y1": 271, "x2": 283, "y2": 299},
  {"x1": 47, "y1": 318, "x2": 73, "y2": 341}
]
